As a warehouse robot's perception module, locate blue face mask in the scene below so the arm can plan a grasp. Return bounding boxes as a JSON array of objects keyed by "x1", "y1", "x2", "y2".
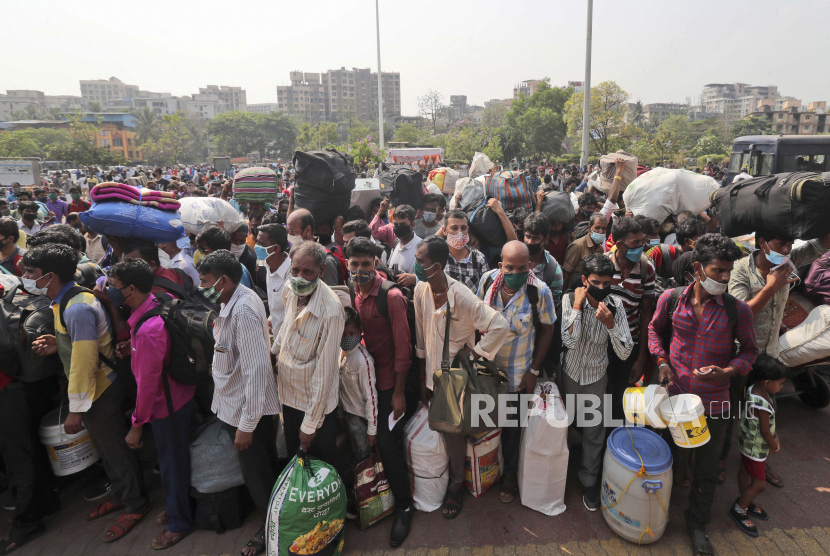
[
  {"x1": 763, "y1": 243, "x2": 788, "y2": 266},
  {"x1": 255, "y1": 244, "x2": 275, "y2": 261},
  {"x1": 624, "y1": 245, "x2": 644, "y2": 262},
  {"x1": 590, "y1": 232, "x2": 606, "y2": 245},
  {"x1": 648, "y1": 238, "x2": 660, "y2": 247}
]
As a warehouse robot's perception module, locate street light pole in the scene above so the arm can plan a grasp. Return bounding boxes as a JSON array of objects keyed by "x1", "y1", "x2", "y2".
[
  {"x1": 580, "y1": 0, "x2": 593, "y2": 168},
  {"x1": 375, "y1": 0, "x2": 385, "y2": 150}
]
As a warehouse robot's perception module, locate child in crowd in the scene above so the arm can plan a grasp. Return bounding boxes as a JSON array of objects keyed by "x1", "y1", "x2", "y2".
[
  {"x1": 339, "y1": 307, "x2": 378, "y2": 462},
  {"x1": 730, "y1": 354, "x2": 785, "y2": 536}
]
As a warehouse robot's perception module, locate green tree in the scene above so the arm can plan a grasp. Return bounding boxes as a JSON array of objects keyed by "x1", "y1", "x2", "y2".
[
  {"x1": 394, "y1": 123, "x2": 423, "y2": 145},
  {"x1": 89, "y1": 101, "x2": 103, "y2": 113},
  {"x1": 133, "y1": 107, "x2": 161, "y2": 145},
  {"x1": 503, "y1": 79, "x2": 571, "y2": 160},
  {"x1": 140, "y1": 113, "x2": 199, "y2": 165},
  {"x1": 629, "y1": 100, "x2": 645, "y2": 128},
  {"x1": 417, "y1": 90, "x2": 444, "y2": 134},
  {"x1": 565, "y1": 81, "x2": 629, "y2": 155},
  {"x1": 651, "y1": 115, "x2": 691, "y2": 163},
  {"x1": 691, "y1": 132, "x2": 725, "y2": 157},
  {"x1": 482, "y1": 104, "x2": 508, "y2": 128},
  {"x1": 0, "y1": 133, "x2": 41, "y2": 157},
  {"x1": 730, "y1": 116, "x2": 773, "y2": 142}
]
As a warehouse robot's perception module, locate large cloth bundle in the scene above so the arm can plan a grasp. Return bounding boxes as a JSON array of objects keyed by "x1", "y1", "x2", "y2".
[
  {"x1": 428, "y1": 167, "x2": 459, "y2": 194},
  {"x1": 711, "y1": 172, "x2": 830, "y2": 240},
  {"x1": 622, "y1": 168, "x2": 719, "y2": 223},
  {"x1": 485, "y1": 171, "x2": 533, "y2": 211},
  {"x1": 778, "y1": 305, "x2": 830, "y2": 368},
  {"x1": 80, "y1": 201, "x2": 185, "y2": 244},
  {"x1": 91, "y1": 182, "x2": 180, "y2": 210},
  {"x1": 465, "y1": 429, "x2": 503, "y2": 498},
  {"x1": 190, "y1": 419, "x2": 245, "y2": 494},
  {"x1": 232, "y1": 166, "x2": 278, "y2": 204},
  {"x1": 597, "y1": 150, "x2": 638, "y2": 193},
  {"x1": 293, "y1": 150, "x2": 357, "y2": 225},
  {"x1": 266, "y1": 453, "x2": 346, "y2": 556},
  {"x1": 540, "y1": 190, "x2": 576, "y2": 225},
  {"x1": 404, "y1": 404, "x2": 449, "y2": 512},
  {"x1": 379, "y1": 164, "x2": 425, "y2": 209},
  {"x1": 179, "y1": 197, "x2": 242, "y2": 236},
  {"x1": 518, "y1": 382, "x2": 568, "y2": 516},
  {"x1": 468, "y1": 152, "x2": 495, "y2": 179}
]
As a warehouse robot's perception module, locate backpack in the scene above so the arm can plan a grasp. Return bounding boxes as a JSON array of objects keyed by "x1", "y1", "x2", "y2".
[
  {"x1": 573, "y1": 220, "x2": 591, "y2": 240},
  {"x1": 327, "y1": 245, "x2": 349, "y2": 286},
  {"x1": 652, "y1": 244, "x2": 677, "y2": 295},
  {"x1": 662, "y1": 286, "x2": 737, "y2": 355},
  {"x1": 75, "y1": 261, "x2": 105, "y2": 289},
  {"x1": 0, "y1": 284, "x2": 63, "y2": 382}
]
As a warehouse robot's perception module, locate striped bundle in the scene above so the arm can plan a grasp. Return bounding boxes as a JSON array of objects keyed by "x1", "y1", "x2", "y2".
[{"x1": 232, "y1": 167, "x2": 278, "y2": 203}]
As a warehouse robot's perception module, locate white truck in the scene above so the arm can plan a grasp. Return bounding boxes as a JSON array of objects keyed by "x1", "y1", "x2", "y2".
[{"x1": 0, "y1": 157, "x2": 42, "y2": 187}]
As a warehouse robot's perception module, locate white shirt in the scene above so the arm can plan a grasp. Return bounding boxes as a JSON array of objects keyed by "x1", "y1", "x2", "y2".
[
  {"x1": 211, "y1": 285, "x2": 280, "y2": 432},
  {"x1": 170, "y1": 251, "x2": 200, "y2": 285},
  {"x1": 277, "y1": 280, "x2": 345, "y2": 435},
  {"x1": 414, "y1": 277, "x2": 510, "y2": 391},
  {"x1": 265, "y1": 255, "x2": 291, "y2": 355},
  {"x1": 388, "y1": 233, "x2": 421, "y2": 274},
  {"x1": 339, "y1": 344, "x2": 378, "y2": 436},
  {"x1": 17, "y1": 219, "x2": 42, "y2": 235},
  {"x1": 85, "y1": 234, "x2": 106, "y2": 264},
  {"x1": 732, "y1": 172, "x2": 752, "y2": 183}
]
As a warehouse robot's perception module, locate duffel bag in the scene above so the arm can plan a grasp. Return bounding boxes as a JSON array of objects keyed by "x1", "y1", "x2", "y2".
[
  {"x1": 0, "y1": 283, "x2": 63, "y2": 383},
  {"x1": 379, "y1": 164, "x2": 424, "y2": 209},
  {"x1": 293, "y1": 148, "x2": 357, "y2": 194},
  {"x1": 466, "y1": 197, "x2": 507, "y2": 248},
  {"x1": 191, "y1": 485, "x2": 254, "y2": 534},
  {"x1": 79, "y1": 201, "x2": 185, "y2": 244},
  {"x1": 540, "y1": 190, "x2": 576, "y2": 225},
  {"x1": 485, "y1": 170, "x2": 533, "y2": 211},
  {"x1": 293, "y1": 186, "x2": 351, "y2": 226},
  {"x1": 232, "y1": 166, "x2": 278, "y2": 204},
  {"x1": 712, "y1": 172, "x2": 830, "y2": 239},
  {"x1": 778, "y1": 305, "x2": 830, "y2": 368}
]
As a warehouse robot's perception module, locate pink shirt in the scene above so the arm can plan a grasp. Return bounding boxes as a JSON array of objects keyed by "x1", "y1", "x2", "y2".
[
  {"x1": 369, "y1": 214, "x2": 395, "y2": 246},
  {"x1": 127, "y1": 294, "x2": 196, "y2": 425}
]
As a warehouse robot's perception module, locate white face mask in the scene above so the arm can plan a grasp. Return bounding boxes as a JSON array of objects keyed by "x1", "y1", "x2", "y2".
[
  {"x1": 447, "y1": 232, "x2": 469, "y2": 250},
  {"x1": 229, "y1": 243, "x2": 246, "y2": 259},
  {"x1": 22, "y1": 272, "x2": 52, "y2": 296},
  {"x1": 287, "y1": 234, "x2": 304, "y2": 247},
  {"x1": 698, "y1": 268, "x2": 728, "y2": 296}
]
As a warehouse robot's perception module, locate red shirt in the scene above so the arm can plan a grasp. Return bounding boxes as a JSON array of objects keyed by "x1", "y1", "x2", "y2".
[
  {"x1": 353, "y1": 271, "x2": 412, "y2": 391},
  {"x1": 152, "y1": 266, "x2": 186, "y2": 295},
  {"x1": 68, "y1": 200, "x2": 91, "y2": 213},
  {"x1": 546, "y1": 233, "x2": 568, "y2": 266}
]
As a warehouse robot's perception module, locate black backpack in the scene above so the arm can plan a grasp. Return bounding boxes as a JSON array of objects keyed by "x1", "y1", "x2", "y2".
[
  {"x1": 573, "y1": 220, "x2": 591, "y2": 240},
  {"x1": 0, "y1": 284, "x2": 63, "y2": 382},
  {"x1": 75, "y1": 261, "x2": 105, "y2": 289}
]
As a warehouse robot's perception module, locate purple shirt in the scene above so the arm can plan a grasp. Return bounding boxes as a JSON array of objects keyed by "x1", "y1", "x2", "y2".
[
  {"x1": 46, "y1": 199, "x2": 69, "y2": 222},
  {"x1": 127, "y1": 294, "x2": 196, "y2": 425}
]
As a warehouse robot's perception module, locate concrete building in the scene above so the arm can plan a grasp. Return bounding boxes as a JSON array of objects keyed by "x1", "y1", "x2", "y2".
[
  {"x1": 45, "y1": 95, "x2": 84, "y2": 113},
  {"x1": 0, "y1": 90, "x2": 47, "y2": 120},
  {"x1": 484, "y1": 98, "x2": 513, "y2": 109},
  {"x1": 751, "y1": 101, "x2": 829, "y2": 135},
  {"x1": 247, "y1": 103, "x2": 280, "y2": 114},
  {"x1": 79, "y1": 77, "x2": 140, "y2": 109},
  {"x1": 277, "y1": 72, "x2": 326, "y2": 123},
  {"x1": 183, "y1": 93, "x2": 222, "y2": 119},
  {"x1": 514, "y1": 80, "x2": 542, "y2": 99},
  {"x1": 700, "y1": 83, "x2": 778, "y2": 117},
  {"x1": 644, "y1": 102, "x2": 689, "y2": 123},
  {"x1": 132, "y1": 93, "x2": 181, "y2": 116},
  {"x1": 199, "y1": 85, "x2": 247, "y2": 112}
]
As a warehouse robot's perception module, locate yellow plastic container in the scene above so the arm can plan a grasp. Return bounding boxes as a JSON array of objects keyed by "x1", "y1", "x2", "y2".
[
  {"x1": 623, "y1": 385, "x2": 669, "y2": 428},
  {"x1": 659, "y1": 394, "x2": 710, "y2": 448}
]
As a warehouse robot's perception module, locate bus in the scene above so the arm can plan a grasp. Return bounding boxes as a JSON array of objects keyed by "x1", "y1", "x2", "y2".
[{"x1": 726, "y1": 135, "x2": 830, "y2": 184}]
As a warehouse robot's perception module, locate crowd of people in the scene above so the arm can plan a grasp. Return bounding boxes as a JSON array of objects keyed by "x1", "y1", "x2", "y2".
[{"x1": 0, "y1": 155, "x2": 827, "y2": 556}]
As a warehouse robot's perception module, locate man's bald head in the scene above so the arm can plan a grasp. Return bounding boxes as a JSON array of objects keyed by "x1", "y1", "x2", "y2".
[
  {"x1": 500, "y1": 240, "x2": 530, "y2": 273},
  {"x1": 286, "y1": 208, "x2": 314, "y2": 241}
]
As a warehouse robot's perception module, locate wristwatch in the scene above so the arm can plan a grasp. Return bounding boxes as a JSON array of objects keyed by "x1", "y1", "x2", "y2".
[{"x1": 529, "y1": 368, "x2": 540, "y2": 377}]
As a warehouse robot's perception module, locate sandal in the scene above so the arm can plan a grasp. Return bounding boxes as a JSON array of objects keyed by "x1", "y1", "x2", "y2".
[
  {"x1": 155, "y1": 511, "x2": 169, "y2": 526},
  {"x1": 241, "y1": 528, "x2": 266, "y2": 556},
  {"x1": 0, "y1": 523, "x2": 46, "y2": 555},
  {"x1": 676, "y1": 478, "x2": 691, "y2": 487},
  {"x1": 152, "y1": 529, "x2": 190, "y2": 550},
  {"x1": 728, "y1": 507, "x2": 759, "y2": 537},
  {"x1": 441, "y1": 487, "x2": 463, "y2": 520},
  {"x1": 686, "y1": 510, "x2": 714, "y2": 555},
  {"x1": 102, "y1": 502, "x2": 151, "y2": 543},
  {"x1": 499, "y1": 473, "x2": 518, "y2": 504},
  {"x1": 86, "y1": 499, "x2": 124, "y2": 521},
  {"x1": 765, "y1": 463, "x2": 783, "y2": 488}
]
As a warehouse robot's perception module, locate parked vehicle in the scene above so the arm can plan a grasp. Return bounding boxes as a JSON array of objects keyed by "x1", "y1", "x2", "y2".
[{"x1": 726, "y1": 135, "x2": 830, "y2": 184}]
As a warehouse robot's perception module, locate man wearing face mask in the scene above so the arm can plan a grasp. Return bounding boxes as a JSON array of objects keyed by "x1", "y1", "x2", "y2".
[
  {"x1": 346, "y1": 237, "x2": 414, "y2": 546},
  {"x1": 413, "y1": 193, "x2": 445, "y2": 238},
  {"x1": 68, "y1": 187, "x2": 91, "y2": 213},
  {"x1": 441, "y1": 210, "x2": 489, "y2": 292},
  {"x1": 195, "y1": 226, "x2": 255, "y2": 289},
  {"x1": 370, "y1": 200, "x2": 419, "y2": 287},
  {"x1": 197, "y1": 250, "x2": 280, "y2": 556},
  {"x1": 46, "y1": 188, "x2": 68, "y2": 224},
  {"x1": 561, "y1": 254, "x2": 633, "y2": 511},
  {"x1": 722, "y1": 229, "x2": 830, "y2": 486},
  {"x1": 562, "y1": 213, "x2": 607, "y2": 291},
  {"x1": 255, "y1": 224, "x2": 290, "y2": 357},
  {"x1": 648, "y1": 234, "x2": 758, "y2": 556},
  {"x1": 523, "y1": 213, "x2": 564, "y2": 305},
  {"x1": 16, "y1": 201, "x2": 43, "y2": 235},
  {"x1": 477, "y1": 241, "x2": 556, "y2": 505},
  {"x1": 605, "y1": 217, "x2": 656, "y2": 422},
  {"x1": 228, "y1": 222, "x2": 258, "y2": 287},
  {"x1": 0, "y1": 217, "x2": 26, "y2": 276}
]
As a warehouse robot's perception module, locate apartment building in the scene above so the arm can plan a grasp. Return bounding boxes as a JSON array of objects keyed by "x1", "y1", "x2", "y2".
[
  {"x1": 247, "y1": 103, "x2": 280, "y2": 114},
  {"x1": 701, "y1": 83, "x2": 778, "y2": 117},
  {"x1": 277, "y1": 72, "x2": 326, "y2": 123},
  {"x1": 0, "y1": 90, "x2": 47, "y2": 120},
  {"x1": 751, "y1": 101, "x2": 829, "y2": 135},
  {"x1": 79, "y1": 77, "x2": 140, "y2": 109},
  {"x1": 514, "y1": 80, "x2": 543, "y2": 99},
  {"x1": 199, "y1": 85, "x2": 247, "y2": 112},
  {"x1": 45, "y1": 95, "x2": 84, "y2": 113}
]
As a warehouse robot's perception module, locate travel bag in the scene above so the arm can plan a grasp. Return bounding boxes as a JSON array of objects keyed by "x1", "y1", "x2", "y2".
[
  {"x1": 0, "y1": 283, "x2": 62, "y2": 383},
  {"x1": 379, "y1": 164, "x2": 425, "y2": 209},
  {"x1": 485, "y1": 170, "x2": 533, "y2": 211}
]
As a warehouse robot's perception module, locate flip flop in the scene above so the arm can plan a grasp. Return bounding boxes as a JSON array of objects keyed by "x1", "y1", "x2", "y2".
[
  {"x1": 499, "y1": 473, "x2": 518, "y2": 504},
  {"x1": 441, "y1": 488, "x2": 463, "y2": 520},
  {"x1": 0, "y1": 523, "x2": 46, "y2": 555},
  {"x1": 86, "y1": 499, "x2": 124, "y2": 521},
  {"x1": 241, "y1": 528, "x2": 265, "y2": 556},
  {"x1": 151, "y1": 529, "x2": 191, "y2": 550}
]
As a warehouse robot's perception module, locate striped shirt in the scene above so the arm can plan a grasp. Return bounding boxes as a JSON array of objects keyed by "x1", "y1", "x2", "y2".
[
  {"x1": 339, "y1": 344, "x2": 378, "y2": 436},
  {"x1": 607, "y1": 252, "x2": 657, "y2": 342},
  {"x1": 477, "y1": 270, "x2": 557, "y2": 392},
  {"x1": 277, "y1": 280, "x2": 345, "y2": 435},
  {"x1": 561, "y1": 293, "x2": 633, "y2": 385},
  {"x1": 211, "y1": 284, "x2": 280, "y2": 433}
]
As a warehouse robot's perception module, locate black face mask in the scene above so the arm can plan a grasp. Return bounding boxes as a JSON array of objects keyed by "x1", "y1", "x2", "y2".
[
  {"x1": 526, "y1": 242, "x2": 543, "y2": 255},
  {"x1": 516, "y1": 230, "x2": 525, "y2": 242},
  {"x1": 393, "y1": 224, "x2": 411, "y2": 239},
  {"x1": 22, "y1": 213, "x2": 36, "y2": 222},
  {"x1": 581, "y1": 209, "x2": 593, "y2": 219},
  {"x1": 587, "y1": 284, "x2": 612, "y2": 302},
  {"x1": 315, "y1": 233, "x2": 332, "y2": 246}
]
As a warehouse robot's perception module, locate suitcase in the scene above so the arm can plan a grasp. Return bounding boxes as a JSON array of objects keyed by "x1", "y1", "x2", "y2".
[
  {"x1": 485, "y1": 171, "x2": 533, "y2": 211},
  {"x1": 712, "y1": 172, "x2": 830, "y2": 239}
]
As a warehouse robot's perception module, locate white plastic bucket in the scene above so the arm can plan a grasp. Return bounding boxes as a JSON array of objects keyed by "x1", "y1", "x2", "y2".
[
  {"x1": 659, "y1": 394, "x2": 710, "y2": 448},
  {"x1": 39, "y1": 401, "x2": 100, "y2": 477},
  {"x1": 623, "y1": 385, "x2": 668, "y2": 428}
]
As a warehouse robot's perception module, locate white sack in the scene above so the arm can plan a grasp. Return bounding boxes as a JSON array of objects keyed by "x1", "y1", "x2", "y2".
[
  {"x1": 469, "y1": 152, "x2": 495, "y2": 179},
  {"x1": 622, "y1": 168, "x2": 719, "y2": 223},
  {"x1": 778, "y1": 305, "x2": 830, "y2": 368},
  {"x1": 178, "y1": 197, "x2": 242, "y2": 237},
  {"x1": 404, "y1": 404, "x2": 449, "y2": 512}
]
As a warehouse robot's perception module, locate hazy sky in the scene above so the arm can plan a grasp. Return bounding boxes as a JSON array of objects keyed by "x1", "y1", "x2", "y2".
[{"x1": 5, "y1": 0, "x2": 829, "y2": 116}]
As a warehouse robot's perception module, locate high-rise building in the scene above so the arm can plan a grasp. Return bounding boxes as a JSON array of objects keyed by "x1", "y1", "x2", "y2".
[
  {"x1": 277, "y1": 72, "x2": 326, "y2": 123},
  {"x1": 701, "y1": 83, "x2": 778, "y2": 117},
  {"x1": 79, "y1": 77, "x2": 140, "y2": 109},
  {"x1": 199, "y1": 85, "x2": 247, "y2": 112},
  {"x1": 0, "y1": 90, "x2": 46, "y2": 120}
]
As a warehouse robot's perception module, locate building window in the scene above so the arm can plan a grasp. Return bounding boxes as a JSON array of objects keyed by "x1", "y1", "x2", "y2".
[
  {"x1": 113, "y1": 138, "x2": 123, "y2": 147},
  {"x1": 128, "y1": 151, "x2": 133, "y2": 157}
]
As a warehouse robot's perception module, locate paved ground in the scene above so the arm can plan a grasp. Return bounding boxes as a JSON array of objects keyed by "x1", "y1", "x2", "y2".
[{"x1": 4, "y1": 382, "x2": 830, "y2": 556}]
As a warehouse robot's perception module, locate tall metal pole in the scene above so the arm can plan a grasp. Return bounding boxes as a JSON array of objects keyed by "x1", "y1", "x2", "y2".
[
  {"x1": 375, "y1": 0, "x2": 385, "y2": 150},
  {"x1": 580, "y1": 0, "x2": 593, "y2": 168}
]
